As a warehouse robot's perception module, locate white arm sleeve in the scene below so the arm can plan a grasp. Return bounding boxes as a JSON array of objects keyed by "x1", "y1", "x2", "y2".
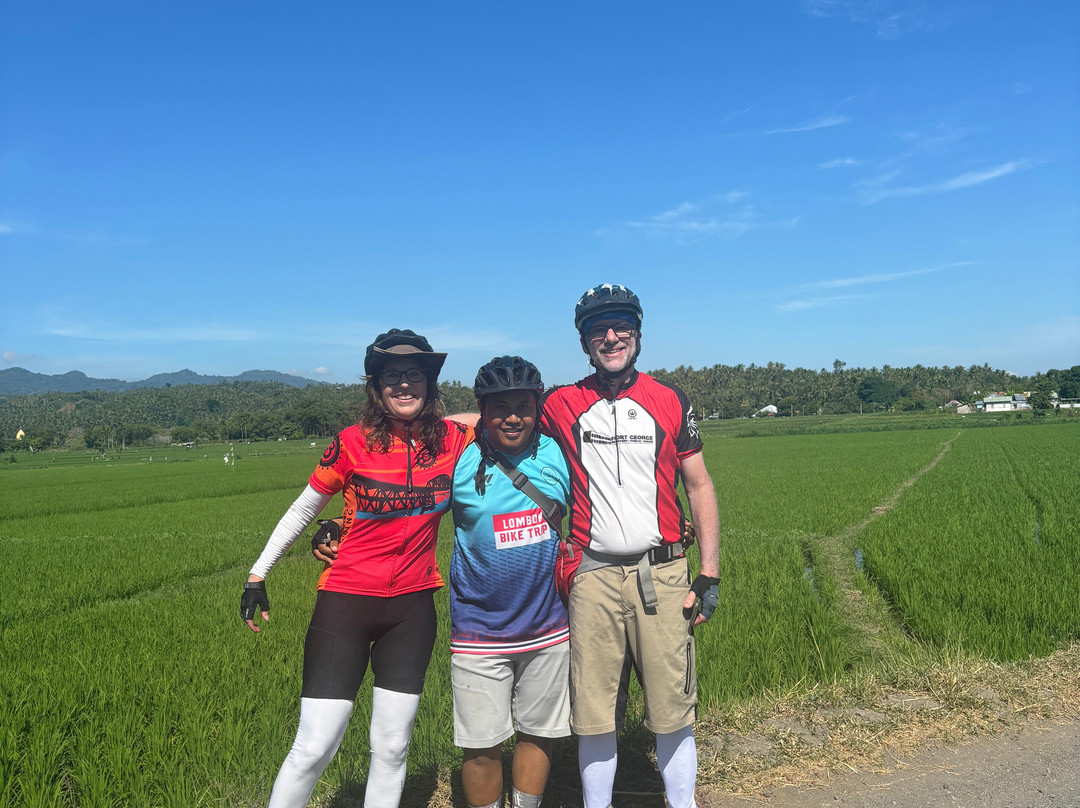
[{"x1": 249, "y1": 484, "x2": 335, "y2": 579}]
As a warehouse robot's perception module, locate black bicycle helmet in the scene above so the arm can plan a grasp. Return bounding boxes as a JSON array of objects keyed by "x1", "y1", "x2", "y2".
[
  {"x1": 473, "y1": 355, "x2": 544, "y2": 400},
  {"x1": 364, "y1": 328, "x2": 447, "y2": 378},
  {"x1": 574, "y1": 283, "x2": 643, "y2": 334}
]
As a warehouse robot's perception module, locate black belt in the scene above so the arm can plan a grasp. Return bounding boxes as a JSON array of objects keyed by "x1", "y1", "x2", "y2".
[
  {"x1": 647, "y1": 543, "x2": 685, "y2": 565},
  {"x1": 580, "y1": 543, "x2": 686, "y2": 610},
  {"x1": 582, "y1": 543, "x2": 685, "y2": 569}
]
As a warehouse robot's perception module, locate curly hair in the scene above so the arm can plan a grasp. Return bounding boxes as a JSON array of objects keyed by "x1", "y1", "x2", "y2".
[{"x1": 360, "y1": 377, "x2": 447, "y2": 462}]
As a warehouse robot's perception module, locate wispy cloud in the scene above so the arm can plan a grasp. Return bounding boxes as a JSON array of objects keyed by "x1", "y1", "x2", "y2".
[
  {"x1": 791, "y1": 261, "x2": 976, "y2": 292},
  {"x1": 723, "y1": 106, "x2": 753, "y2": 122},
  {"x1": 713, "y1": 191, "x2": 749, "y2": 204},
  {"x1": 847, "y1": 124, "x2": 981, "y2": 196},
  {"x1": 262, "y1": 319, "x2": 526, "y2": 355},
  {"x1": 766, "y1": 114, "x2": 850, "y2": 135},
  {"x1": 3, "y1": 350, "x2": 39, "y2": 364},
  {"x1": 777, "y1": 294, "x2": 868, "y2": 313},
  {"x1": 819, "y1": 157, "x2": 862, "y2": 169},
  {"x1": 855, "y1": 168, "x2": 902, "y2": 188},
  {"x1": 413, "y1": 326, "x2": 527, "y2": 353},
  {"x1": 898, "y1": 123, "x2": 980, "y2": 155},
  {"x1": 59, "y1": 230, "x2": 152, "y2": 248},
  {"x1": 638, "y1": 218, "x2": 756, "y2": 236},
  {"x1": 862, "y1": 160, "x2": 1030, "y2": 204},
  {"x1": 287, "y1": 366, "x2": 333, "y2": 380},
  {"x1": 777, "y1": 261, "x2": 976, "y2": 312},
  {"x1": 654, "y1": 202, "x2": 699, "y2": 222},
  {"x1": 0, "y1": 220, "x2": 37, "y2": 235},
  {"x1": 614, "y1": 193, "x2": 798, "y2": 239},
  {"x1": 0, "y1": 219, "x2": 146, "y2": 246},
  {"x1": 876, "y1": 13, "x2": 903, "y2": 39},
  {"x1": 804, "y1": 0, "x2": 948, "y2": 39},
  {"x1": 45, "y1": 320, "x2": 266, "y2": 344}
]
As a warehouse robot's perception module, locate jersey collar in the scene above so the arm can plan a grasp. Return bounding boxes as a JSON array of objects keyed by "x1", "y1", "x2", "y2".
[{"x1": 590, "y1": 368, "x2": 639, "y2": 399}]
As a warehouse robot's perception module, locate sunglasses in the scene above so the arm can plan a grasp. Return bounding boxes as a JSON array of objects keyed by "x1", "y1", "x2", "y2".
[
  {"x1": 585, "y1": 325, "x2": 635, "y2": 343},
  {"x1": 380, "y1": 368, "x2": 426, "y2": 385}
]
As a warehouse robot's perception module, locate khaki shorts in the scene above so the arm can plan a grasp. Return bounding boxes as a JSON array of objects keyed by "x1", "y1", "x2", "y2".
[
  {"x1": 568, "y1": 557, "x2": 696, "y2": 735},
  {"x1": 451, "y1": 642, "x2": 571, "y2": 748}
]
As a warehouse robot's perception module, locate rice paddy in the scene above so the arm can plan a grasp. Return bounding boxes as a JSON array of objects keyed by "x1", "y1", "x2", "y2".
[{"x1": 1, "y1": 421, "x2": 1077, "y2": 806}]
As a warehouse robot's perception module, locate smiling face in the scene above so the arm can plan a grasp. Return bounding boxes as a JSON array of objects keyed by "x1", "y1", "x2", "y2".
[
  {"x1": 378, "y1": 357, "x2": 427, "y2": 423},
  {"x1": 583, "y1": 318, "x2": 638, "y2": 378},
  {"x1": 482, "y1": 389, "x2": 537, "y2": 454}
]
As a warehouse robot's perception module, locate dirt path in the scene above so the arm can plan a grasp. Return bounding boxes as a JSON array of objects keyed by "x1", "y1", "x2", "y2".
[
  {"x1": 811, "y1": 431, "x2": 962, "y2": 662},
  {"x1": 699, "y1": 719, "x2": 1080, "y2": 807},
  {"x1": 691, "y1": 432, "x2": 1080, "y2": 807}
]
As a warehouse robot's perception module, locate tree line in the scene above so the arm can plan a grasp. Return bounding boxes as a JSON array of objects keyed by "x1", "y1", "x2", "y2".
[
  {"x1": 651, "y1": 361, "x2": 1079, "y2": 420},
  {"x1": 1, "y1": 364, "x2": 1076, "y2": 453}
]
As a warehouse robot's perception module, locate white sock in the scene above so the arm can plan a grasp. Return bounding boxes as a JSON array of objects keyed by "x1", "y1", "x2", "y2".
[
  {"x1": 267, "y1": 697, "x2": 354, "y2": 808},
  {"x1": 577, "y1": 731, "x2": 617, "y2": 808},
  {"x1": 656, "y1": 726, "x2": 697, "y2": 808},
  {"x1": 363, "y1": 687, "x2": 422, "y2": 808},
  {"x1": 511, "y1": 788, "x2": 542, "y2": 808}
]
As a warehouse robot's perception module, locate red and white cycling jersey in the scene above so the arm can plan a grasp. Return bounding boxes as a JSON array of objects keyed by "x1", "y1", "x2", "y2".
[
  {"x1": 309, "y1": 420, "x2": 473, "y2": 597},
  {"x1": 540, "y1": 371, "x2": 702, "y2": 556}
]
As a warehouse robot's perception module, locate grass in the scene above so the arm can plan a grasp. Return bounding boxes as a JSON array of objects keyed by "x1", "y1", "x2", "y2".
[{"x1": 1, "y1": 419, "x2": 1078, "y2": 806}]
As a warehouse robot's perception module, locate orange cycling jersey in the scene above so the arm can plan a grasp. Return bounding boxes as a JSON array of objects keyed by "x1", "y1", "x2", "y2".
[{"x1": 309, "y1": 420, "x2": 474, "y2": 597}]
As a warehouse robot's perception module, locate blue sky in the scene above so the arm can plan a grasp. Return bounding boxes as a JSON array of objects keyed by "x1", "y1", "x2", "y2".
[{"x1": 2, "y1": 1, "x2": 1078, "y2": 387}]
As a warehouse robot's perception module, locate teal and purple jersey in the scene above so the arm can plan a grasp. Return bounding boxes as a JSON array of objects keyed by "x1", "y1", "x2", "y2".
[{"x1": 449, "y1": 432, "x2": 570, "y2": 655}]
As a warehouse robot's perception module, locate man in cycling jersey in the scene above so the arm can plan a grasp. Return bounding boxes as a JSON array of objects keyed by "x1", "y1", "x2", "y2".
[
  {"x1": 541, "y1": 283, "x2": 721, "y2": 808},
  {"x1": 449, "y1": 355, "x2": 571, "y2": 808}
]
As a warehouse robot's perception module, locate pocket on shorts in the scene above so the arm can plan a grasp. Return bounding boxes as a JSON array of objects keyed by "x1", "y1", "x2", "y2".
[
  {"x1": 653, "y1": 556, "x2": 690, "y2": 589},
  {"x1": 684, "y1": 638, "x2": 695, "y2": 695}
]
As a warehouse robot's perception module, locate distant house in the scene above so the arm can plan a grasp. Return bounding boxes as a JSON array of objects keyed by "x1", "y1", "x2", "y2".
[{"x1": 980, "y1": 393, "x2": 1030, "y2": 413}]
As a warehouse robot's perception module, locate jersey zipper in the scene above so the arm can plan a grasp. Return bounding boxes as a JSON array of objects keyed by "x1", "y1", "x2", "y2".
[
  {"x1": 388, "y1": 433, "x2": 415, "y2": 596},
  {"x1": 607, "y1": 382, "x2": 623, "y2": 487}
]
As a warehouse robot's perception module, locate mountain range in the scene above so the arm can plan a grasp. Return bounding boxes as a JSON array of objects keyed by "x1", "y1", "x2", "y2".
[{"x1": 0, "y1": 367, "x2": 323, "y2": 396}]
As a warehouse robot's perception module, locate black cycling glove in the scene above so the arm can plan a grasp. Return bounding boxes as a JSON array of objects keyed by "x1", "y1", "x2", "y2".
[
  {"x1": 310, "y1": 519, "x2": 341, "y2": 556},
  {"x1": 240, "y1": 580, "x2": 269, "y2": 622},
  {"x1": 688, "y1": 574, "x2": 720, "y2": 622}
]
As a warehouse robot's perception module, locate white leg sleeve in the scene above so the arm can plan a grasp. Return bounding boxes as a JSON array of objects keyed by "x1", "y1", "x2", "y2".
[
  {"x1": 656, "y1": 726, "x2": 697, "y2": 808},
  {"x1": 267, "y1": 697, "x2": 353, "y2": 808},
  {"x1": 363, "y1": 687, "x2": 422, "y2": 808},
  {"x1": 578, "y1": 731, "x2": 617, "y2": 808}
]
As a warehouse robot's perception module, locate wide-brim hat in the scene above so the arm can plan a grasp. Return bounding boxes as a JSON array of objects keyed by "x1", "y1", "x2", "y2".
[{"x1": 364, "y1": 328, "x2": 447, "y2": 378}]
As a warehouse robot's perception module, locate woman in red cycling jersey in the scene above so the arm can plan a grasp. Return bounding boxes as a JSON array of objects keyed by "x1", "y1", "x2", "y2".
[{"x1": 241, "y1": 328, "x2": 473, "y2": 808}]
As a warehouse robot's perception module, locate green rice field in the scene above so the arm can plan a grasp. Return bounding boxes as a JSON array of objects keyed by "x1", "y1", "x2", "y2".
[{"x1": 1, "y1": 421, "x2": 1077, "y2": 806}]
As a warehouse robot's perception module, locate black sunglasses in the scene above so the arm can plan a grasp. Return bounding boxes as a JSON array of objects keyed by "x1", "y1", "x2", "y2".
[{"x1": 380, "y1": 368, "x2": 426, "y2": 385}]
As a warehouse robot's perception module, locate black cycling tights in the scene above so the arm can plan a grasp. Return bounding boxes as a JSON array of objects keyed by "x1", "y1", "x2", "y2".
[{"x1": 300, "y1": 588, "x2": 437, "y2": 700}]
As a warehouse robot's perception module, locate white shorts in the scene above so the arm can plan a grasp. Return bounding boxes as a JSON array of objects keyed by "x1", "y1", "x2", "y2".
[{"x1": 451, "y1": 642, "x2": 571, "y2": 749}]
